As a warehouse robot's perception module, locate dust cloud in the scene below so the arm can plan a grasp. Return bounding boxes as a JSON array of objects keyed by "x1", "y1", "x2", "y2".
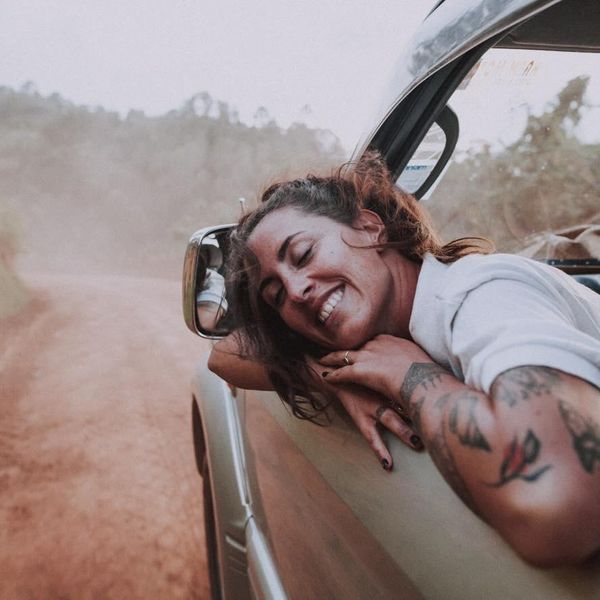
[{"x1": 0, "y1": 85, "x2": 344, "y2": 598}]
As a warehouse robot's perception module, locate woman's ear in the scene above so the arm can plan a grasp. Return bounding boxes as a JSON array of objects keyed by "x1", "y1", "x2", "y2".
[{"x1": 354, "y1": 209, "x2": 387, "y2": 245}]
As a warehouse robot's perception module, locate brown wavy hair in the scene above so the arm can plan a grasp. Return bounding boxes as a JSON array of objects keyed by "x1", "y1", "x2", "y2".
[{"x1": 226, "y1": 151, "x2": 492, "y2": 422}]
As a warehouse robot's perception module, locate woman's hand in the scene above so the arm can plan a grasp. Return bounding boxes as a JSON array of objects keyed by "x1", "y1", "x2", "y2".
[
  {"x1": 334, "y1": 384, "x2": 424, "y2": 470},
  {"x1": 306, "y1": 354, "x2": 423, "y2": 470},
  {"x1": 320, "y1": 334, "x2": 434, "y2": 406}
]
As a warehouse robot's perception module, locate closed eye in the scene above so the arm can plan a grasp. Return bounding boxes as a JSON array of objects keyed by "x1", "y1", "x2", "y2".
[
  {"x1": 273, "y1": 286, "x2": 284, "y2": 307},
  {"x1": 262, "y1": 281, "x2": 284, "y2": 308},
  {"x1": 296, "y1": 246, "x2": 312, "y2": 266}
]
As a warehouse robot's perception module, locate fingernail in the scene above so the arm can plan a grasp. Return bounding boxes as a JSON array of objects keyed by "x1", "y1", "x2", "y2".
[
  {"x1": 380, "y1": 458, "x2": 391, "y2": 471},
  {"x1": 410, "y1": 435, "x2": 423, "y2": 448},
  {"x1": 322, "y1": 371, "x2": 329, "y2": 378}
]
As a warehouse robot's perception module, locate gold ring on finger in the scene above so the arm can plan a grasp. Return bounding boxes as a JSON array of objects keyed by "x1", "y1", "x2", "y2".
[{"x1": 343, "y1": 350, "x2": 352, "y2": 366}]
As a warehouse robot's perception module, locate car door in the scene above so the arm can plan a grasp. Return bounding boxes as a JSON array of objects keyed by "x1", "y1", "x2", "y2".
[{"x1": 234, "y1": 1, "x2": 600, "y2": 598}]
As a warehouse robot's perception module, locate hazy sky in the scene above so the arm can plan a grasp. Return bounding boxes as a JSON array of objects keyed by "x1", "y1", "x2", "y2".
[{"x1": 0, "y1": 0, "x2": 435, "y2": 151}]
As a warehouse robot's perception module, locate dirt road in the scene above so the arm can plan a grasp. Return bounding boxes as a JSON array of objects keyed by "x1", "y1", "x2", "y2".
[{"x1": 0, "y1": 272, "x2": 210, "y2": 599}]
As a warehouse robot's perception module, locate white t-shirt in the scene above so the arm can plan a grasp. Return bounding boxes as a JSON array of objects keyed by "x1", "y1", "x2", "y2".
[{"x1": 409, "y1": 253, "x2": 600, "y2": 393}]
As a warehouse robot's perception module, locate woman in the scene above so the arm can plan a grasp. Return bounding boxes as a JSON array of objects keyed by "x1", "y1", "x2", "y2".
[{"x1": 208, "y1": 153, "x2": 600, "y2": 566}]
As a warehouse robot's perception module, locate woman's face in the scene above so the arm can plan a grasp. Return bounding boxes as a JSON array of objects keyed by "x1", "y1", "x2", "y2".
[{"x1": 246, "y1": 207, "x2": 417, "y2": 350}]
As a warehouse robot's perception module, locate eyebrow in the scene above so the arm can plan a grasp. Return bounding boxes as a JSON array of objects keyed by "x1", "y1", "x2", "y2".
[
  {"x1": 277, "y1": 231, "x2": 303, "y2": 261},
  {"x1": 258, "y1": 231, "x2": 304, "y2": 295}
]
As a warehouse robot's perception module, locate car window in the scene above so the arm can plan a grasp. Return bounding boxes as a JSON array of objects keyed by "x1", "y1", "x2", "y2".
[{"x1": 415, "y1": 47, "x2": 600, "y2": 260}]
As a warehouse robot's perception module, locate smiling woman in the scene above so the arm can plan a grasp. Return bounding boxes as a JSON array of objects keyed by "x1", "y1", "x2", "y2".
[
  {"x1": 222, "y1": 154, "x2": 491, "y2": 415},
  {"x1": 208, "y1": 152, "x2": 600, "y2": 567}
]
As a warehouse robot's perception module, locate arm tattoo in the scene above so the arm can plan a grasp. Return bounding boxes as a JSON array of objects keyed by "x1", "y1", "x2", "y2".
[
  {"x1": 448, "y1": 395, "x2": 491, "y2": 452},
  {"x1": 493, "y1": 366, "x2": 560, "y2": 407},
  {"x1": 558, "y1": 400, "x2": 600, "y2": 474},
  {"x1": 486, "y1": 429, "x2": 551, "y2": 487},
  {"x1": 400, "y1": 362, "x2": 448, "y2": 404},
  {"x1": 408, "y1": 396, "x2": 425, "y2": 435},
  {"x1": 428, "y1": 394, "x2": 480, "y2": 514}
]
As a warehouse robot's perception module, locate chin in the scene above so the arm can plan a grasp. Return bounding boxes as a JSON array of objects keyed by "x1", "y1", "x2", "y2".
[
  {"x1": 306, "y1": 316, "x2": 373, "y2": 351},
  {"x1": 335, "y1": 325, "x2": 372, "y2": 350}
]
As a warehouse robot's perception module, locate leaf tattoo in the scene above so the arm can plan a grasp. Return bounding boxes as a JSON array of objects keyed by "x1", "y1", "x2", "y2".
[
  {"x1": 493, "y1": 366, "x2": 560, "y2": 407},
  {"x1": 448, "y1": 396, "x2": 491, "y2": 452},
  {"x1": 487, "y1": 429, "x2": 551, "y2": 487},
  {"x1": 558, "y1": 400, "x2": 600, "y2": 474},
  {"x1": 429, "y1": 398, "x2": 480, "y2": 514}
]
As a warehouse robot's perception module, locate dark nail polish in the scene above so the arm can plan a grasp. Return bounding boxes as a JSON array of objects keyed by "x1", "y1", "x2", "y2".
[
  {"x1": 381, "y1": 458, "x2": 391, "y2": 470},
  {"x1": 410, "y1": 435, "x2": 423, "y2": 448},
  {"x1": 322, "y1": 371, "x2": 329, "y2": 378}
]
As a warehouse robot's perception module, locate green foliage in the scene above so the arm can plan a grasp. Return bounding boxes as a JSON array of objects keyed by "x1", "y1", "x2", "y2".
[
  {"x1": 0, "y1": 86, "x2": 345, "y2": 277},
  {"x1": 425, "y1": 76, "x2": 600, "y2": 251}
]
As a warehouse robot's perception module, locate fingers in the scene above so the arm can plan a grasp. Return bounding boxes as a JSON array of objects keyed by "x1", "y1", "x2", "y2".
[
  {"x1": 377, "y1": 408, "x2": 424, "y2": 452},
  {"x1": 322, "y1": 365, "x2": 359, "y2": 385},
  {"x1": 320, "y1": 351, "x2": 354, "y2": 367},
  {"x1": 355, "y1": 419, "x2": 393, "y2": 471},
  {"x1": 355, "y1": 407, "x2": 424, "y2": 473}
]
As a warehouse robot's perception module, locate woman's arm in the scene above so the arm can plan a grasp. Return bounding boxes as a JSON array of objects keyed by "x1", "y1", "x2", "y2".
[
  {"x1": 404, "y1": 364, "x2": 600, "y2": 566},
  {"x1": 208, "y1": 333, "x2": 273, "y2": 390},
  {"x1": 208, "y1": 332, "x2": 422, "y2": 466},
  {"x1": 322, "y1": 336, "x2": 600, "y2": 566}
]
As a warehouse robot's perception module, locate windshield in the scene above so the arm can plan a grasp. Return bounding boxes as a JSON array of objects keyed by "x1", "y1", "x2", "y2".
[{"x1": 421, "y1": 47, "x2": 600, "y2": 261}]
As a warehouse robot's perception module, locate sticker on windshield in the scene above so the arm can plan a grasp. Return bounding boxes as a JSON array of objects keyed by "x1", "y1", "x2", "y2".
[
  {"x1": 458, "y1": 57, "x2": 540, "y2": 90},
  {"x1": 397, "y1": 162, "x2": 435, "y2": 193}
]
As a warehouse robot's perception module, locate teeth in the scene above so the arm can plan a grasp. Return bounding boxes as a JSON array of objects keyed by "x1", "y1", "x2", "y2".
[{"x1": 318, "y1": 289, "x2": 343, "y2": 324}]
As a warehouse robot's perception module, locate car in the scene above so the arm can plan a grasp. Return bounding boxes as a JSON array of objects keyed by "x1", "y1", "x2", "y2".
[{"x1": 183, "y1": 1, "x2": 600, "y2": 598}]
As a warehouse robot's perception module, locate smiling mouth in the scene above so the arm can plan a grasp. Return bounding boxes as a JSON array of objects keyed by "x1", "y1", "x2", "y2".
[{"x1": 318, "y1": 287, "x2": 344, "y2": 324}]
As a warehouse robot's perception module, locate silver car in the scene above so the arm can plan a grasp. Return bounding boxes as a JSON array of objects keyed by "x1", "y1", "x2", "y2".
[{"x1": 183, "y1": 1, "x2": 600, "y2": 597}]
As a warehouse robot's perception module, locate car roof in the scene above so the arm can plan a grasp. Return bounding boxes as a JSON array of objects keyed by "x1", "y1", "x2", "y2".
[
  {"x1": 356, "y1": 0, "x2": 600, "y2": 156},
  {"x1": 388, "y1": 0, "x2": 565, "y2": 98}
]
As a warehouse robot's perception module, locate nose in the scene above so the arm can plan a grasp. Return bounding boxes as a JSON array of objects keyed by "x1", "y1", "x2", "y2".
[{"x1": 285, "y1": 272, "x2": 313, "y2": 303}]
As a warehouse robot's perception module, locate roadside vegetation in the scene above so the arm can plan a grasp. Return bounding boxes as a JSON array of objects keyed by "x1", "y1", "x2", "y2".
[
  {"x1": 1, "y1": 76, "x2": 598, "y2": 288},
  {"x1": 426, "y1": 76, "x2": 600, "y2": 251},
  {"x1": 0, "y1": 207, "x2": 28, "y2": 318},
  {"x1": 0, "y1": 86, "x2": 345, "y2": 279}
]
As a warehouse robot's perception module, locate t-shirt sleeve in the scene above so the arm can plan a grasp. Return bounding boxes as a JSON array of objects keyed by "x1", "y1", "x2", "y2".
[{"x1": 449, "y1": 278, "x2": 600, "y2": 393}]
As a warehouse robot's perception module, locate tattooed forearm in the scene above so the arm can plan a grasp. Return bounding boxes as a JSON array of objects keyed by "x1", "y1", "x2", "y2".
[
  {"x1": 408, "y1": 396, "x2": 425, "y2": 434},
  {"x1": 430, "y1": 428, "x2": 480, "y2": 514},
  {"x1": 492, "y1": 366, "x2": 560, "y2": 407},
  {"x1": 558, "y1": 400, "x2": 600, "y2": 474},
  {"x1": 400, "y1": 362, "x2": 448, "y2": 405},
  {"x1": 428, "y1": 396, "x2": 479, "y2": 514},
  {"x1": 448, "y1": 395, "x2": 492, "y2": 452},
  {"x1": 486, "y1": 429, "x2": 551, "y2": 487}
]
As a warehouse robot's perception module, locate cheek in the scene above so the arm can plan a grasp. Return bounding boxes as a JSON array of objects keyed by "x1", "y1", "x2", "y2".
[{"x1": 278, "y1": 306, "x2": 305, "y2": 332}]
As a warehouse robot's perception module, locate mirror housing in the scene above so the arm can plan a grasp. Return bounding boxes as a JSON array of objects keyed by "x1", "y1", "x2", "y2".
[{"x1": 182, "y1": 224, "x2": 235, "y2": 338}]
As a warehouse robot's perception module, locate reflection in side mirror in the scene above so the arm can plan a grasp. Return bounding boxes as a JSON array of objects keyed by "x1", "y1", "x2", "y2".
[{"x1": 182, "y1": 224, "x2": 235, "y2": 338}]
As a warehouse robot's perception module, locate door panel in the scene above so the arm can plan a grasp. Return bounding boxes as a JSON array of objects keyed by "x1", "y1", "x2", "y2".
[
  {"x1": 241, "y1": 391, "x2": 600, "y2": 599},
  {"x1": 243, "y1": 392, "x2": 422, "y2": 599}
]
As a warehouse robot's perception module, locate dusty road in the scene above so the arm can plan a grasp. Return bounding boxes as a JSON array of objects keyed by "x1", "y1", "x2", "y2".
[{"x1": 0, "y1": 272, "x2": 210, "y2": 599}]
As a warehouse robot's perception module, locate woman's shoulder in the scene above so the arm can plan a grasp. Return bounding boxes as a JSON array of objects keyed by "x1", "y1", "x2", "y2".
[{"x1": 426, "y1": 252, "x2": 572, "y2": 302}]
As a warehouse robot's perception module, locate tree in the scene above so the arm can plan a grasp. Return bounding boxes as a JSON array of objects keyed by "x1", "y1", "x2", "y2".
[
  {"x1": 426, "y1": 76, "x2": 600, "y2": 251},
  {"x1": 0, "y1": 86, "x2": 345, "y2": 277}
]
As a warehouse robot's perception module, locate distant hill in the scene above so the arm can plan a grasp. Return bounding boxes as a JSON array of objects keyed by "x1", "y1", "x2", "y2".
[{"x1": 0, "y1": 86, "x2": 346, "y2": 278}]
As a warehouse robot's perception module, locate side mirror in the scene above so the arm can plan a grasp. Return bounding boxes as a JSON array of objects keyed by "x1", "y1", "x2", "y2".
[
  {"x1": 395, "y1": 105, "x2": 459, "y2": 198},
  {"x1": 182, "y1": 224, "x2": 235, "y2": 338}
]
